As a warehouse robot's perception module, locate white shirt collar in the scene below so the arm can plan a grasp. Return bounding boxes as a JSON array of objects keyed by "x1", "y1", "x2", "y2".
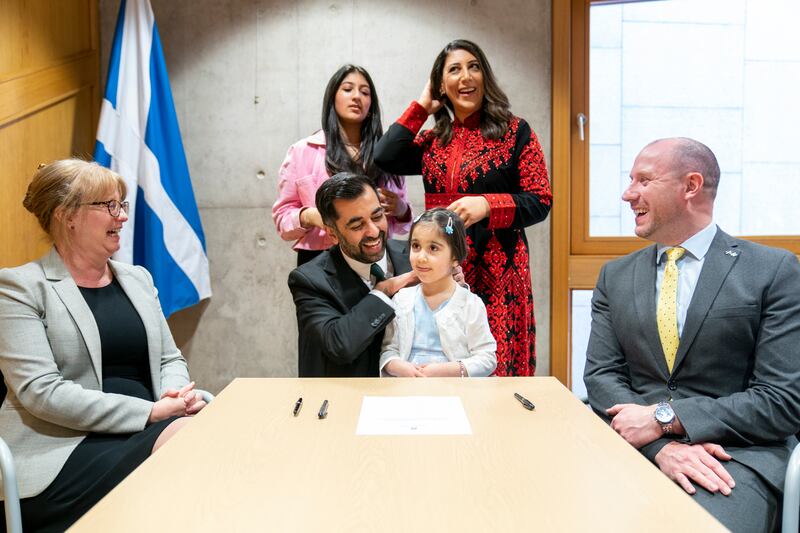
[
  {"x1": 656, "y1": 222, "x2": 717, "y2": 264},
  {"x1": 341, "y1": 248, "x2": 389, "y2": 283}
]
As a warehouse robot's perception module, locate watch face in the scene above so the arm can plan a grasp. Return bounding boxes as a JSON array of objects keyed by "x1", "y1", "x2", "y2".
[{"x1": 655, "y1": 404, "x2": 674, "y2": 424}]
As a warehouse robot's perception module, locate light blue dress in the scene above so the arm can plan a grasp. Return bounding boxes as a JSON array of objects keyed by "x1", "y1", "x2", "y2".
[{"x1": 408, "y1": 288, "x2": 451, "y2": 366}]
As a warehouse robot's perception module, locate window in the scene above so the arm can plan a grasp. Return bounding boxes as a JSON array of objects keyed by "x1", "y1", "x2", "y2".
[
  {"x1": 551, "y1": 0, "x2": 800, "y2": 390},
  {"x1": 589, "y1": 0, "x2": 800, "y2": 237},
  {"x1": 570, "y1": 290, "x2": 593, "y2": 398}
]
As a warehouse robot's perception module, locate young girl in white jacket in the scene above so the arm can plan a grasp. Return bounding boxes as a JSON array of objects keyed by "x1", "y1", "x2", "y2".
[{"x1": 380, "y1": 208, "x2": 497, "y2": 377}]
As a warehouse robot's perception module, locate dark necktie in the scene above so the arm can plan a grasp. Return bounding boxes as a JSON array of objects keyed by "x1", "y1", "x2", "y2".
[{"x1": 370, "y1": 263, "x2": 386, "y2": 283}]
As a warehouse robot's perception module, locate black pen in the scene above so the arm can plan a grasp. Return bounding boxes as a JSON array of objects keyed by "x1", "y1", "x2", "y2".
[
  {"x1": 292, "y1": 397, "x2": 303, "y2": 417},
  {"x1": 514, "y1": 392, "x2": 535, "y2": 411},
  {"x1": 318, "y1": 399, "x2": 329, "y2": 419}
]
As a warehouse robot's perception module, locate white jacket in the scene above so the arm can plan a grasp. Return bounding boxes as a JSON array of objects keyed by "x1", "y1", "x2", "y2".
[{"x1": 379, "y1": 285, "x2": 497, "y2": 377}]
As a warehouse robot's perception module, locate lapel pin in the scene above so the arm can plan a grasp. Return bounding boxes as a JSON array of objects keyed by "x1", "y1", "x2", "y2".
[{"x1": 724, "y1": 250, "x2": 739, "y2": 257}]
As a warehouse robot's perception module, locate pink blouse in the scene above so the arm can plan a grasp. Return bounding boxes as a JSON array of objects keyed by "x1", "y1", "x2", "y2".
[{"x1": 272, "y1": 130, "x2": 412, "y2": 251}]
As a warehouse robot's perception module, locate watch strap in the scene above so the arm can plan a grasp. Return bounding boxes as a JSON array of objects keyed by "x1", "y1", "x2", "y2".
[{"x1": 655, "y1": 401, "x2": 675, "y2": 435}]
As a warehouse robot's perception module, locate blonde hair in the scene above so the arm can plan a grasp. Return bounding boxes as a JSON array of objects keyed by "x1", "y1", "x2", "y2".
[{"x1": 23, "y1": 159, "x2": 127, "y2": 241}]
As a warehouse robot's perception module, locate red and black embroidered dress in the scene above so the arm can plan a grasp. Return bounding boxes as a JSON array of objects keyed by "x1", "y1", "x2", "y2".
[{"x1": 375, "y1": 101, "x2": 552, "y2": 376}]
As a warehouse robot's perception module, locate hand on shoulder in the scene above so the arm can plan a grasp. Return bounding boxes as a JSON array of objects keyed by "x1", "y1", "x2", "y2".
[{"x1": 375, "y1": 270, "x2": 419, "y2": 298}]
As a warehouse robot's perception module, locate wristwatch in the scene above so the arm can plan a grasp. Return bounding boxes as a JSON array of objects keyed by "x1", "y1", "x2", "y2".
[{"x1": 654, "y1": 401, "x2": 675, "y2": 434}]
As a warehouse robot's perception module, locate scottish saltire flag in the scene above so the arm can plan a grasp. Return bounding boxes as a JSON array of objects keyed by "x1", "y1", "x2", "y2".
[{"x1": 94, "y1": 0, "x2": 211, "y2": 317}]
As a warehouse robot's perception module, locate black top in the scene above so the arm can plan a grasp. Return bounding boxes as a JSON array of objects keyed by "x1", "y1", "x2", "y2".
[
  {"x1": 1, "y1": 277, "x2": 169, "y2": 532},
  {"x1": 79, "y1": 277, "x2": 153, "y2": 400},
  {"x1": 374, "y1": 104, "x2": 553, "y2": 376}
]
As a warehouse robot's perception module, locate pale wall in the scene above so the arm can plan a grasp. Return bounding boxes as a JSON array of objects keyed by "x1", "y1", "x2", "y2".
[{"x1": 100, "y1": 0, "x2": 552, "y2": 393}]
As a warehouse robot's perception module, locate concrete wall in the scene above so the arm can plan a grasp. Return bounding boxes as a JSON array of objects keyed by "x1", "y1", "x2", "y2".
[{"x1": 100, "y1": 0, "x2": 552, "y2": 393}]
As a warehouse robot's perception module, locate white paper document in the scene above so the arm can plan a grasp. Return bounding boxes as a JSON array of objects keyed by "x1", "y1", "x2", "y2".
[{"x1": 356, "y1": 396, "x2": 472, "y2": 435}]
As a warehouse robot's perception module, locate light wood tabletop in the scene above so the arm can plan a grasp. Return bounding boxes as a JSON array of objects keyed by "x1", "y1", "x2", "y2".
[{"x1": 70, "y1": 377, "x2": 726, "y2": 532}]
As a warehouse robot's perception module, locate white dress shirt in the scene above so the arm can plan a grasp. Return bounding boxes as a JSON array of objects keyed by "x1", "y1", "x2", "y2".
[{"x1": 341, "y1": 250, "x2": 394, "y2": 307}]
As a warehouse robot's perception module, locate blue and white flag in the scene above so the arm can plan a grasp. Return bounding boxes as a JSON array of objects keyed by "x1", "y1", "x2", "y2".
[{"x1": 94, "y1": 0, "x2": 211, "y2": 317}]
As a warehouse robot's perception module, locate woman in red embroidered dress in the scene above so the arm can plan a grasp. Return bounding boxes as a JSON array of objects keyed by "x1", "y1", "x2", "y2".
[{"x1": 375, "y1": 39, "x2": 552, "y2": 376}]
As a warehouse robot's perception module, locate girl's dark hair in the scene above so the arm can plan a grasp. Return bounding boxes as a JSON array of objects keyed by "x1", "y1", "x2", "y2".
[
  {"x1": 429, "y1": 39, "x2": 512, "y2": 146},
  {"x1": 321, "y1": 65, "x2": 402, "y2": 188},
  {"x1": 410, "y1": 208, "x2": 468, "y2": 264}
]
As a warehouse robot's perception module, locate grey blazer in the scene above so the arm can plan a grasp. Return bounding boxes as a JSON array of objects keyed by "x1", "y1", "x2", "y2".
[
  {"x1": 0, "y1": 248, "x2": 190, "y2": 499},
  {"x1": 584, "y1": 228, "x2": 800, "y2": 493}
]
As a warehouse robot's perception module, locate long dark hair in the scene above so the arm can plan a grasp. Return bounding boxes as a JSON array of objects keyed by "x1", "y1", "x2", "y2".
[
  {"x1": 321, "y1": 65, "x2": 401, "y2": 188},
  {"x1": 429, "y1": 40, "x2": 512, "y2": 146}
]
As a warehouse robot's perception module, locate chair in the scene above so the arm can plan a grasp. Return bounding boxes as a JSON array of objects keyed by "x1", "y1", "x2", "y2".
[
  {"x1": 0, "y1": 380, "x2": 214, "y2": 533},
  {"x1": 0, "y1": 436, "x2": 22, "y2": 533},
  {"x1": 782, "y1": 442, "x2": 800, "y2": 532},
  {"x1": 1, "y1": 371, "x2": 22, "y2": 533}
]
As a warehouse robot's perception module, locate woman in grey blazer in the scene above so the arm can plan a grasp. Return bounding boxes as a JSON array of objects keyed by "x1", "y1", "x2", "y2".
[{"x1": 0, "y1": 160, "x2": 206, "y2": 531}]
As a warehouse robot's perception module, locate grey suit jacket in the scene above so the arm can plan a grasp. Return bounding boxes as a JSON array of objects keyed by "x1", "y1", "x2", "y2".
[
  {"x1": 0, "y1": 247, "x2": 190, "y2": 499},
  {"x1": 584, "y1": 228, "x2": 800, "y2": 492}
]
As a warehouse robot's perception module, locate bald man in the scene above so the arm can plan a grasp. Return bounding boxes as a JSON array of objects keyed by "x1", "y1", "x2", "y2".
[{"x1": 584, "y1": 138, "x2": 800, "y2": 532}]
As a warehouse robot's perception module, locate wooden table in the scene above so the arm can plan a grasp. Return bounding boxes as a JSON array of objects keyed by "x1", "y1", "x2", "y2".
[{"x1": 71, "y1": 377, "x2": 726, "y2": 532}]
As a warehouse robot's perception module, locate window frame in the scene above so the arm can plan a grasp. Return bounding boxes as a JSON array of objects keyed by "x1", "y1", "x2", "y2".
[{"x1": 550, "y1": 0, "x2": 800, "y2": 388}]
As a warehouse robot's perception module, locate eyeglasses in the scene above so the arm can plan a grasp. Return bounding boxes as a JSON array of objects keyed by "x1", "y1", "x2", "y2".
[{"x1": 84, "y1": 200, "x2": 130, "y2": 217}]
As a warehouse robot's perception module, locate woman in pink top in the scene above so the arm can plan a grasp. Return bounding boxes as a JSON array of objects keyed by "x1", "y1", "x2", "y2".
[{"x1": 273, "y1": 65, "x2": 412, "y2": 266}]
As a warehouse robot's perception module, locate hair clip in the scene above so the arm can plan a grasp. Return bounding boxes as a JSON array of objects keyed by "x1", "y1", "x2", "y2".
[
  {"x1": 445, "y1": 216, "x2": 454, "y2": 235},
  {"x1": 37, "y1": 163, "x2": 47, "y2": 170},
  {"x1": 413, "y1": 213, "x2": 423, "y2": 224}
]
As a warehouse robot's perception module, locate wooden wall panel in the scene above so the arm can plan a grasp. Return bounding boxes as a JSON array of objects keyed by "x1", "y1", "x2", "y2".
[
  {"x1": 550, "y1": 0, "x2": 573, "y2": 385},
  {"x1": 0, "y1": 0, "x2": 93, "y2": 79},
  {"x1": 1, "y1": 89, "x2": 94, "y2": 266},
  {"x1": 0, "y1": 0, "x2": 99, "y2": 268}
]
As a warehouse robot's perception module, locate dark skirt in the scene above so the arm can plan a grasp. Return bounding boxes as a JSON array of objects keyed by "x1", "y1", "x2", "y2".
[{"x1": 1, "y1": 379, "x2": 179, "y2": 532}]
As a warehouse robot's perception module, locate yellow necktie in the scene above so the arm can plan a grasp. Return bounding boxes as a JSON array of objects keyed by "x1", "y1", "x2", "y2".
[{"x1": 657, "y1": 247, "x2": 685, "y2": 372}]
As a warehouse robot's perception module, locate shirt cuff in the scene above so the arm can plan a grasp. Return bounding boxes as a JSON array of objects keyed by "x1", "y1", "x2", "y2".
[
  {"x1": 397, "y1": 101, "x2": 429, "y2": 134},
  {"x1": 370, "y1": 289, "x2": 395, "y2": 308},
  {"x1": 379, "y1": 356, "x2": 401, "y2": 378},
  {"x1": 485, "y1": 193, "x2": 516, "y2": 229},
  {"x1": 295, "y1": 208, "x2": 310, "y2": 232}
]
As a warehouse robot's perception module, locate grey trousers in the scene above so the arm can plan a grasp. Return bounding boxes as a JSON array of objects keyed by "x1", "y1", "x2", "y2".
[{"x1": 691, "y1": 460, "x2": 780, "y2": 533}]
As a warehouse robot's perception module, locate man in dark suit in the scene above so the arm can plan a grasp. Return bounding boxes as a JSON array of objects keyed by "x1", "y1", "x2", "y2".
[
  {"x1": 584, "y1": 138, "x2": 800, "y2": 532},
  {"x1": 288, "y1": 172, "x2": 417, "y2": 377}
]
